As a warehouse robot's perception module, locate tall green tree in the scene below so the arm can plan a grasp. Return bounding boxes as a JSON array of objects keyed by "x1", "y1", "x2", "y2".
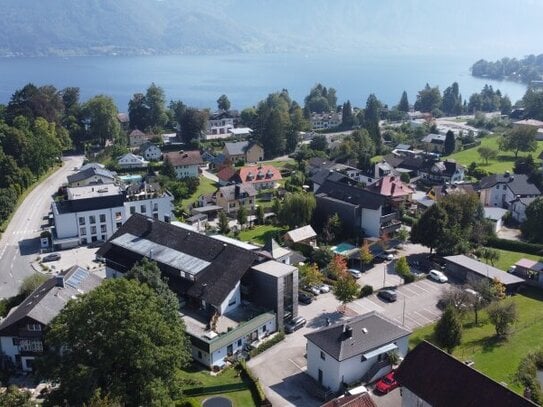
[
  {"x1": 522, "y1": 88, "x2": 543, "y2": 120},
  {"x1": 521, "y1": 198, "x2": 543, "y2": 242},
  {"x1": 82, "y1": 95, "x2": 122, "y2": 146},
  {"x1": 364, "y1": 94, "x2": 382, "y2": 151},
  {"x1": 180, "y1": 108, "x2": 208, "y2": 143},
  {"x1": 398, "y1": 91, "x2": 410, "y2": 113},
  {"x1": 434, "y1": 306, "x2": 463, "y2": 353},
  {"x1": 477, "y1": 146, "x2": 498, "y2": 164},
  {"x1": 218, "y1": 211, "x2": 230, "y2": 235},
  {"x1": 237, "y1": 205, "x2": 248, "y2": 228},
  {"x1": 442, "y1": 82, "x2": 462, "y2": 116},
  {"x1": 217, "y1": 94, "x2": 231, "y2": 111},
  {"x1": 39, "y1": 278, "x2": 191, "y2": 406},
  {"x1": 359, "y1": 241, "x2": 374, "y2": 271},
  {"x1": 333, "y1": 275, "x2": 359, "y2": 312},
  {"x1": 487, "y1": 299, "x2": 518, "y2": 338},
  {"x1": 145, "y1": 83, "x2": 167, "y2": 131},
  {"x1": 161, "y1": 156, "x2": 176, "y2": 178},
  {"x1": 278, "y1": 192, "x2": 316, "y2": 228},
  {"x1": 444, "y1": 130, "x2": 456, "y2": 155},
  {"x1": 498, "y1": 126, "x2": 538, "y2": 158},
  {"x1": 256, "y1": 205, "x2": 265, "y2": 225},
  {"x1": 299, "y1": 263, "x2": 323, "y2": 288},
  {"x1": 414, "y1": 83, "x2": 442, "y2": 113},
  {"x1": 341, "y1": 100, "x2": 354, "y2": 128},
  {"x1": 410, "y1": 204, "x2": 449, "y2": 253}
]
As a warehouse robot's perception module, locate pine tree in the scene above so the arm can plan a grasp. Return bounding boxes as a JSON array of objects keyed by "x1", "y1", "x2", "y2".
[
  {"x1": 161, "y1": 156, "x2": 176, "y2": 178},
  {"x1": 444, "y1": 130, "x2": 456, "y2": 155},
  {"x1": 398, "y1": 91, "x2": 409, "y2": 113},
  {"x1": 434, "y1": 306, "x2": 463, "y2": 353},
  {"x1": 218, "y1": 211, "x2": 229, "y2": 235}
]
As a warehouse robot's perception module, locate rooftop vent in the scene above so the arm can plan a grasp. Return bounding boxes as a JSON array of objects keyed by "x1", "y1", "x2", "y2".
[{"x1": 362, "y1": 327, "x2": 368, "y2": 334}]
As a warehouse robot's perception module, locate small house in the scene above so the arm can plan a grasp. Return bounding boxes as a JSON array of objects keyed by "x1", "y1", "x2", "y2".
[
  {"x1": 223, "y1": 141, "x2": 264, "y2": 163},
  {"x1": 139, "y1": 142, "x2": 162, "y2": 161},
  {"x1": 118, "y1": 153, "x2": 149, "y2": 169},
  {"x1": 163, "y1": 150, "x2": 203, "y2": 179},
  {"x1": 284, "y1": 225, "x2": 317, "y2": 248}
]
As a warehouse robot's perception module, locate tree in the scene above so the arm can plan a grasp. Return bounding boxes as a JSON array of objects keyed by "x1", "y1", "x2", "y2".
[
  {"x1": 217, "y1": 94, "x2": 231, "y2": 111},
  {"x1": 410, "y1": 204, "x2": 448, "y2": 253},
  {"x1": 414, "y1": 84, "x2": 442, "y2": 113},
  {"x1": 322, "y1": 213, "x2": 341, "y2": 244},
  {"x1": 310, "y1": 134, "x2": 328, "y2": 151},
  {"x1": 304, "y1": 83, "x2": 336, "y2": 113},
  {"x1": 19, "y1": 273, "x2": 48, "y2": 298},
  {"x1": 522, "y1": 88, "x2": 543, "y2": 121},
  {"x1": 439, "y1": 286, "x2": 471, "y2": 312},
  {"x1": 39, "y1": 278, "x2": 191, "y2": 406},
  {"x1": 237, "y1": 205, "x2": 248, "y2": 228},
  {"x1": 442, "y1": 82, "x2": 462, "y2": 116},
  {"x1": 0, "y1": 385, "x2": 32, "y2": 407},
  {"x1": 397, "y1": 91, "x2": 409, "y2": 113},
  {"x1": 396, "y1": 228, "x2": 409, "y2": 246},
  {"x1": 299, "y1": 263, "x2": 323, "y2": 288},
  {"x1": 327, "y1": 255, "x2": 348, "y2": 280},
  {"x1": 395, "y1": 256, "x2": 414, "y2": 282},
  {"x1": 434, "y1": 306, "x2": 463, "y2": 353},
  {"x1": 487, "y1": 299, "x2": 518, "y2": 338},
  {"x1": 311, "y1": 248, "x2": 333, "y2": 269},
  {"x1": 359, "y1": 242, "x2": 374, "y2": 271},
  {"x1": 82, "y1": 95, "x2": 121, "y2": 146},
  {"x1": 180, "y1": 108, "x2": 208, "y2": 143},
  {"x1": 278, "y1": 192, "x2": 316, "y2": 229},
  {"x1": 498, "y1": 126, "x2": 537, "y2": 158},
  {"x1": 145, "y1": 83, "x2": 167, "y2": 131},
  {"x1": 333, "y1": 275, "x2": 359, "y2": 312},
  {"x1": 477, "y1": 146, "x2": 498, "y2": 165},
  {"x1": 364, "y1": 94, "x2": 382, "y2": 151},
  {"x1": 341, "y1": 100, "x2": 354, "y2": 128},
  {"x1": 522, "y1": 198, "x2": 543, "y2": 242},
  {"x1": 218, "y1": 211, "x2": 230, "y2": 235},
  {"x1": 256, "y1": 205, "x2": 265, "y2": 225},
  {"x1": 161, "y1": 156, "x2": 176, "y2": 178},
  {"x1": 444, "y1": 130, "x2": 455, "y2": 155}
]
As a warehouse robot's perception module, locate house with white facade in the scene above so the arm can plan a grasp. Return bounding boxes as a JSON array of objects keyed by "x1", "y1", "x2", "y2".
[
  {"x1": 478, "y1": 172, "x2": 541, "y2": 209},
  {"x1": 139, "y1": 142, "x2": 162, "y2": 161},
  {"x1": 163, "y1": 150, "x2": 203, "y2": 179},
  {"x1": 0, "y1": 266, "x2": 102, "y2": 372},
  {"x1": 67, "y1": 166, "x2": 117, "y2": 187},
  {"x1": 396, "y1": 341, "x2": 536, "y2": 407},
  {"x1": 305, "y1": 312, "x2": 410, "y2": 393},
  {"x1": 310, "y1": 112, "x2": 342, "y2": 130},
  {"x1": 204, "y1": 111, "x2": 237, "y2": 140},
  {"x1": 510, "y1": 196, "x2": 539, "y2": 223},
  {"x1": 129, "y1": 129, "x2": 152, "y2": 147},
  {"x1": 51, "y1": 182, "x2": 173, "y2": 248},
  {"x1": 96, "y1": 215, "x2": 298, "y2": 369},
  {"x1": 118, "y1": 153, "x2": 149, "y2": 169}
]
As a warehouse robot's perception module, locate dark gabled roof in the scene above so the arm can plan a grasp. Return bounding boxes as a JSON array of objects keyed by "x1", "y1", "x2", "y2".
[
  {"x1": 54, "y1": 193, "x2": 125, "y2": 214},
  {"x1": 305, "y1": 312, "x2": 410, "y2": 362},
  {"x1": 396, "y1": 341, "x2": 537, "y2": 407},
  {"x1": 163, "y1": 150, "x2": 203, "y2": 167},
  {"x1": 67, "y1": 167, "x2": 116, "y2": 184},
  {"x1": 310, "y1": 168, "x2": 347, "y2": 187},
  {"x1": 224, "y1": 141, "x2": 261, "y2": 156},
  {"x1": 218, "y1": 184, "x2": 257, "y2": 201},
  {"x1": 97, "y1": 214, "x2": 257, "y2": 308},
  {"x1": 0, "y1": 266, "x2": 102, "y2": 335},
  {"x1": 317, "y1": 179, "x2": 385, "y2": 210},
  {"x1": 139, "y1": 142, "x2": 160, "y2": 153},
  {"x1": 478, "y1": 173, "x2": 541, "y2": 196}
]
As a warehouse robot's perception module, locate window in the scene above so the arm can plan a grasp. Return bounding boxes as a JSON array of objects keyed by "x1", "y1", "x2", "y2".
[
  {"x1": 197, "y1": 351, "x2": 202, "y2": 359},
  {"x1": 27, "y1": 323, "x2": 41, "y2": 331},
  {"x1": 78, "y1": 216, "x2": 85, "y2": 226},
  {"x1": 115, "y1": 211, "x2": 122, "y2": 221},
  {"x1": 89, "y1": 215, "x2": 96, "y2": 224},
  {"x1": 262, "y1": 324, "x2": 267, "y2": 332},
  {"x1": 19, "y1": 339, "x2": 43, "y2": 353},
  {"x1": 130, "y1": 206, "x2": 136, "y2": 215},
  {"x1": 153, "y1": 203, "x2": 158, "y2": 211},
  {"x1": 228, "y1": 297, "x2": 237, "y2": 306},
  {"x1": 90, "y1": 226, "x2": 97, "y2": 235},
  {"x1": 116, "y1": 222, "x2": 122, "y2": 229},
  {"x1": 99, "y1": 214, "x2": 106, "y2": 223},
  {"x1": 503, "y1": 185, "x2": 507, "y2": 190},
  {"x1": 237, "y1": 339, "x2": 242, "y2": 347},
  {"x1": 100, "y1": 224, "x2": 107, "y2": 233},
  {"x1": 140, "y1": 205, "x2": 146, "y2": 213},
  {"x1": 79, "y1": 227, "x2": 86, "y2": 236},
  {"x1": 153, "y1": 213, "x2": 159, "y2": 220},
  {"x1": 320, "y1": 351, "x2": 325, "y2": 360},
  {"x1": 12, "y1": 338, "x2": 20, "y2": 346}
]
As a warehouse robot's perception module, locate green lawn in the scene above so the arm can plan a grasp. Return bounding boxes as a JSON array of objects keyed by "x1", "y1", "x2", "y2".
[
  {"x1": 491, "y1": 249, "x2": 543, "y2": 272},
  {"x1": 180, "y1": 176, "x2": 218, "y2": 211},
  {"x1": 261, "y1": 159, "x2": 296, "y2": 169},
  {"x1": 177, "y1": 365, "x2": 256, "y2": 407},
  {"x1": 449, "y1": 136, "x2": 543, "y2": 174},
  {"x1": 410, "y1": 287, "x2": 543, "y2": 394},
  {"x1": 238, "y1": 225, "x2": 288, "y2": 245}
]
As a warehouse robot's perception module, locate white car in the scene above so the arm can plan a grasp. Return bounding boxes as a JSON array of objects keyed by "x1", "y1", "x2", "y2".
[
  {"x1": 318, "y1": 284, "x2": 331, "y2": 293},
  {"x1": 348, "y1": 269, "x2": 362, "y2": 279},
  {"x1": 306, "y1": 286, "x2": 321, "y2": 295},
  {"x1": 429, "y1": 269, "x2": 448, "y2": 283}
]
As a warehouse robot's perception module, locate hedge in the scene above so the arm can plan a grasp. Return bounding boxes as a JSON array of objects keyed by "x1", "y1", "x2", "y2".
[
  {"x1": 359, "y1": 285, "x2": 373, "y2": 298},
  {"x1": 486, "y1": 237, "x2": 543, "y2": 256},
  {"x1": 401, "y1": 215, "x2": 417, "y2": 226},
  {"x1": 249, "y1": 331, "x2": 285, "y2": 357},
  {"x1": 236, "y1": 360, "x2": 271, "y2": 406}
]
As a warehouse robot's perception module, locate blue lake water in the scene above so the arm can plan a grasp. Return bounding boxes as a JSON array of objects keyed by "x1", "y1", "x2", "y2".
[{"x1": 0, "y1": 53, "x2": 527, "y2": 111}]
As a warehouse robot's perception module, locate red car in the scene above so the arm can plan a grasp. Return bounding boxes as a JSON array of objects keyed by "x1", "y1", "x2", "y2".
[{"x1": 375, "y1": 371, "x2": 399, "y2": 394}]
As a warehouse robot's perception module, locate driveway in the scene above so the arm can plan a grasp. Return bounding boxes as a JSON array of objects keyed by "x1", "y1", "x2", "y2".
[{"x1": 34, "y1": 246, "x2": 104, "y2": 278}]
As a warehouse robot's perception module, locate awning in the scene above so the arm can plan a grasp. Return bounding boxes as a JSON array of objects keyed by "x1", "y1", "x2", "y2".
[{"x1": 362, "y1": 343, "x2": 398, "y2": 360}]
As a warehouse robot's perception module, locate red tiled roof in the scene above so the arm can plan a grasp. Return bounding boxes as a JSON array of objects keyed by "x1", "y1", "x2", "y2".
[
  {"x1": 237, "y1": 165, "x2": 282, "y2": 184},
  {"x1": 367, "y1": 175, "x2": 413, "y2": 198},
  {"x1": 321, "y1": 393, "x2": 376, "y2": 407},
  {"x1": 217, "y1": 166, "x2": 237, "y2": 182},
  {"x1": 163, "y1": 150, "x2": 203, "y2": 167}
]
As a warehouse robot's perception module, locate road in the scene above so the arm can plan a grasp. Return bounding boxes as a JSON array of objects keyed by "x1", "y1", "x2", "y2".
[{"x1": 0, "y1": 155, "x2": 84, "y2": 299}]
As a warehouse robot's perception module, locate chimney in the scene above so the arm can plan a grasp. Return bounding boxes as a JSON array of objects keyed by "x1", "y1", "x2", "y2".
[
  {"x1": 235, "y1": 184, "x2": 241, "y2": 197},
  {"x1": 55, "y1": 275, "x2": 64, "y2": 288}
]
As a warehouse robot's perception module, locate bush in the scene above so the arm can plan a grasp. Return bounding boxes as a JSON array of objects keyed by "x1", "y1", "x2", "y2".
[
  {"x1": 236, "y1": 360, "x2": 269, "y2": 406},
  {"x1": 401, "y1": 215, "x2": 417, "y2": 226},
  {"x1": 486, "y1": 237, "x2": 543, "y2": 256},
  {"x1": 359, "y1": 285, "x2": 373, "y2": 298},
  {"x1": 249, "y1": 332, "x2": 285, "y2": 357},
  {"x1": 516, "y1": 350, "x2": 543, "y2": 405}
]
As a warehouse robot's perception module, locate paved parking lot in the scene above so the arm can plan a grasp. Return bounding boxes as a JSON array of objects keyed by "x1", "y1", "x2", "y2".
[{"x1": 34, "y1": 246, "x2": 104, "y2": 277}]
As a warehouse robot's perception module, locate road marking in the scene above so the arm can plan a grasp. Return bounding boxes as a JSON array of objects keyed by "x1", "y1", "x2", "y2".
[
  {"x1": 398, "y1": 286, "x2": 418, "y2": 297},
  {"x1": 418, "y1": 280, "x2": 438, "y2": 291},
  {"x1": 9, "y1": 272, "x2": 13, "y2": 278},
  {"x1": 413, "y1": 311, "x2": 433, "y2": 323},
  {"x1": 289, "y1": 358, "x2": 306, "y2": 372},
  {"x1": 404, "y1": 314, "x2": 424, "y2": 327},
  {"x1": 423, "y1": 308, "x2": 441, "y2": 318}
]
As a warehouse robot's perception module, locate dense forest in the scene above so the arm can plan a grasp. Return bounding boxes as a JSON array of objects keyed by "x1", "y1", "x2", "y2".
[{"x1": 471, "y1": 55, "x2": 543, "y2": 84}]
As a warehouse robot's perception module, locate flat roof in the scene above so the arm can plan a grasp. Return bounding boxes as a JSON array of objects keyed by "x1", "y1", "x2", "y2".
[
  {"x1": 67, "y1": 184, "x2": 121, "y2": 200},
  {"x1": 444, "y1": 255, "x2": 525, "y2": 285},
  {"x1": 210, "y1": 234, "x2": 260, "y2": 251},
  {"x1": 111, "y1": 233, "x2": 210, "y2": 276},
  {"x1": 251, "y1": 260, "x2": 297, "y2": 277}
]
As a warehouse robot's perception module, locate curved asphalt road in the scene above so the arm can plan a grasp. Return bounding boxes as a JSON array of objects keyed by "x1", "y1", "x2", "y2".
[{"x1": 0, "y1": 155, "x2": 84, "y2": 299}]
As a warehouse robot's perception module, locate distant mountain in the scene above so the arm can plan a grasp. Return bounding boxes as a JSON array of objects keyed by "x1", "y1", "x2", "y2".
[{"x1": 1, "y1": 0, "x2": 543, "y2": 57}]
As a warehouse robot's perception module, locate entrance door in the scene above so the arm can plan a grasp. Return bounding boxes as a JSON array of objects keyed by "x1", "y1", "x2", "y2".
[
  {"x1": 318, "y1": 369, "x2": 323, "y2": 385},
  {"x1": 227, "y1": 344, "x2": 233, "y2": 355}
]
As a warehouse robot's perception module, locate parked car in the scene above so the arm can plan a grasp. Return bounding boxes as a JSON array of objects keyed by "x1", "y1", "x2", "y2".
[
  {"x1": 375, "y1": 371, "x2": 399, "y2": 394},
  {"x1": 285, "y1": 316, "x2": 307, "y2": 333},
  {"x1": 348, "y1": 269, "x2": 362, "y2": 279},
  {"x1": 377, "y1": 289, "x2": 398, "y2": 302},
  {"x1": 318, "y1": 283, "x2": 331, "y2": 293},
  {"x1": 345, "y1": 384, "x2": 368, "y2": 396},
  {"x1": 42, "y1": 253, "x2": 61, "y2": 262},
  {"x1": 298, "y1": 291, "x2": 314, "y2": 304},
  {"x1": 306, "y1": 286, "x2": 320, "y2": 295},
  {"x1": 429, "y1": 269, "x2": 448, "y2": 283}
]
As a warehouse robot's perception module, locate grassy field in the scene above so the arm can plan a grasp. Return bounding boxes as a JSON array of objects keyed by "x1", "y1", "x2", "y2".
[
  {"x1": 177, "y1": 365, "x2": 256, "y2": 407},
  {"x1": 491, "y1": 248, "x2": 543, "y2": 272},
  {"x1": 261, "y1": 159, "x2": 296, "y2": 169},
  {"x1": 410, "y1": 287, "x2": 543, "y2": 394},
  {"x1": 238, "y1": 224, "x2": 288, "y2": 245},
  {"x1": 180, "y1": 176, "x2": 218, "y2": 211},
  {"x1": 449, "y1": 136, "x2": 543, "y2": 174}
]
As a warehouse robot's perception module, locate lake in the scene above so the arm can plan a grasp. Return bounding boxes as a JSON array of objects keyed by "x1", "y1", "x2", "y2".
[{"x1": 0, "y1": 53, "x2": 527, "y2": 111}]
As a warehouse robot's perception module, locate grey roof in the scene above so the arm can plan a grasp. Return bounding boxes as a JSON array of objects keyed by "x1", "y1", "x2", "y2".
[
  {"x1": 310, "y1": 168, "x2": 347, "y2": 187},
  {"x1": 317, "y1": 178, "x2": 385, "y2": 210},
  {"x1": 444, "y1": 255, "x2": 525, "y2": 285},
  {"x1": 395, "y1": 143, "x2": 412, "y2": 150},
  {"x1": 483, "y1": 207, "x2": 508, "y2": 221},
  {"x1": 67, "y1": 167, "x2": 116, "y2": 184},
  {"x1": 251, "y1": 260, "x2": 297, "y2": 278},
  {"x1": 224, "y1": 141, "x2": 250, "y2": 156},
  {"x1": 305, "y1": 312, "x2": 411, "y2": 362},
  {"x1": 218, "y1": 184, "x2": 257, "y2": 201},
  {"x1": 478, "y1": 173, "x2": 541, "y2": 196},
  {"x1": 0, "y1": 266, "x2": 102, "y2": 334},
  {"x1": 139, "y1": 142, "x2": 160, "y2": 153},
  {"x1": 422, "y1": 133, "x2": 446, "y2": 143},
  {"x1": 284, "y1": 225, "x2": 317, "y2": 243},
  {"x1": 262, "y1": 238, "x2": 291, "y2": 260}
]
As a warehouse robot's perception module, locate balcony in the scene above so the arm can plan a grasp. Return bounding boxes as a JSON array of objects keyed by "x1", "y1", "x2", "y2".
[
  {"x1": 380, "y1": 212, "x2": 399, "y2": 224},
  {"x1": 380, "y1": 211, "x2": 401, "y2": 235}
]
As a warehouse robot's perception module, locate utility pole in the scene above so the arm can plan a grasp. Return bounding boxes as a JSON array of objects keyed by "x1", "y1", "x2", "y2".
[
  {"x1": 402, "y1": 296, "x2": 406, "y2": 326},
  {"x1": 383, "y1": 263, "x2": 386, "y2": 288}
]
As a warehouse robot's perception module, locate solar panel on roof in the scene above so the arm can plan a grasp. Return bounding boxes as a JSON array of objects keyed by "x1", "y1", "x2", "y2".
[{"x1": 65, "y1": 267, "x2": 89, "y2": 289}]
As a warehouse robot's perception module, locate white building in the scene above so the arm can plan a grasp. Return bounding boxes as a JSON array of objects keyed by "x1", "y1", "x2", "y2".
[
  {"x1": 478, "y1": 172, "x2": 541, "y2": 209},
  {"x1": 510, "y1": 196, "x2": 538, "y2": 223},
  {"x1": 118, "y1": 153, "x2": 149, "y2": 169},
  {"x1": 305, "y1": 312, "x2": 410, "y2": 392},
  {"x1": 51, "y1": 183, "x2": 173, "y2": 248},
  {"x1": 139, "y1": 142, "x2": 162, "y2": 161},
  {"x1": 311, "y1": 112, "x2": 342, "y2": 130},
  {"x1": 67, "y1": 166, "x2": 117, "y2": 187},
  {"x1": 163, "y1": 150, "x2": 203, "y2": 179}
]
